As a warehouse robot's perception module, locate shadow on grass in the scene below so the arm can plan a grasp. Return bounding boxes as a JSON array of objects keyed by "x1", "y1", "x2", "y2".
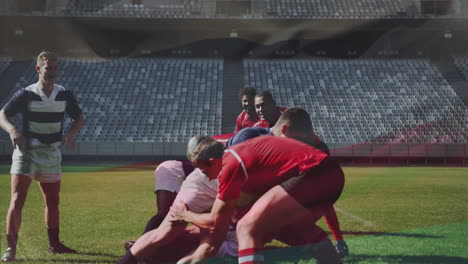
[
  {"x1": 12, "y1": 252, "x2": 120, "y2": 263},
  {"x1": 77, "y1": 251, "x2": 120, "y2": 258},
  {"x1": 13, "y1": 259, "x2": 115, "y2": 263},
  {"x1": 186, "y1": 247, "x2": 468, "y2": 264},
  {"x1": 345, "y1": 254, "x2": 468, "y2": 264},
  {"x1": 193, "y1": 254, "x2": 468, "y2": 264},
  {"x1": 341, "y1": 231, "x2": 443, "y2": 238}
]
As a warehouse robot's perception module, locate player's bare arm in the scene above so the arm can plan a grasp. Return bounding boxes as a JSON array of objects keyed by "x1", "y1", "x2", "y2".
[
  {"x1": 0, "y1": 110, "x2": 25, "y2": 150},
  {"x1": 63, "y1": 114, "x2": 85, "y2": 149},
  {"x1": 170, "y1": 198, "x2": 236, "y2": 233},
  {"x1": 170, "y1": 198, "x2": 237, "y2": 262}
]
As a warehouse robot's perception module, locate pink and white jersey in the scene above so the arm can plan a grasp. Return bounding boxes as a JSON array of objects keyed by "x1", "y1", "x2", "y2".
[{"x1": 217, "y1": 136, "x2": 329, "y2": 201}]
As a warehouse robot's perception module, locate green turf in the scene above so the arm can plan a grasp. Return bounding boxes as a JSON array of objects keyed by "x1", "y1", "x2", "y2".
[
  {"x1": 343, "y1": 222, "x2": 468, "y2": 264},
  {"x1": 0, "y1": 165, "x2": 467, "y2": 263},
  {"x1": 0, "y1": 164, "x2": 119, "y2": 174}
]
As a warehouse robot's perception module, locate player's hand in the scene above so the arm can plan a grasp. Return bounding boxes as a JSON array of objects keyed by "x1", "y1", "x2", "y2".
[
  {"x1": 169, "y1": 200, "x2": 187, "y2": 222},
  {"x1": 10, "y1": 129, "x2": 25, "y2": 150},
  {"x1": 62, "y1": 133, "x2": 76, "y2": 150}
]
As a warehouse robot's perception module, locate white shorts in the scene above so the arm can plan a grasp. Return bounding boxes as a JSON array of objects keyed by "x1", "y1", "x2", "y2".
[
  {"x1": 217, "y1": 229, "x2": 238, "y2": 257},
  {"x1": 154, "y1": 160, "x2": 186, "y2": 193},
  {"x1": 10, "y1": 141, "x2": 62, "y2": 183},
  {"x1": 173, "y1": 168, "x2": 219, "y2": 213}
]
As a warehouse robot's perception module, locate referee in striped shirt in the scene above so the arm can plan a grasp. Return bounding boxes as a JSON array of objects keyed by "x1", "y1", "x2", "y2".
[{"x1": 0, "y1": 51, "x2": 85, "y2": 262}]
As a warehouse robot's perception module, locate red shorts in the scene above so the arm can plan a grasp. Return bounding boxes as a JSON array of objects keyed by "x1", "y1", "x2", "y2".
[{"x1": 280, "y1": 158, "x2": 345, "y2": 212}]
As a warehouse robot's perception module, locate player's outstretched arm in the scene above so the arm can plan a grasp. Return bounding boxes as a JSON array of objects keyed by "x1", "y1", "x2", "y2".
[
  {"x1": 170, "y1": 198, "x2": 237, "y2": 262},
  {"x1": 170, "y1": 198, "x2": 235, "y2": 233}
]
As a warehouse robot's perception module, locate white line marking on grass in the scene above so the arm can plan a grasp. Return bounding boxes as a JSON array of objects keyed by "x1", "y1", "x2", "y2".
[{"x1": 334, "y1": 207, "x2": 376, "y2": 227}]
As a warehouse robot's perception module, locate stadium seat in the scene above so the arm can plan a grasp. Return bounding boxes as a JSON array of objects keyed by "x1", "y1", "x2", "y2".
[
  {"x1": 1, "y1": 57, "x2": 223, "y2": 144},
  {"x1": 244, "y1": 58, "x2": 468, "y2": 144}
]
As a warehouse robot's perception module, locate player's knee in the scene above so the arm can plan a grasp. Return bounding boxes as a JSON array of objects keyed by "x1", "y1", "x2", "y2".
[
  {"x1": 9, "y1": 193, "x2": 27, "y2": 209},
  {"x1": 45, "y1": 202, "x2": 59, "y2": 212},
  {"x1": 141, "y1": 229, "x2": 166, "y2": 245},
  {"x1": 236, "y1": 216, "x2": 260, "y2": 239},
  {"x1": 194, "y1": 243, "x2": 217, "y2": 259},
  {"x1": 176, "y1": 256, "x2": 197, "y2": 264},
  {"x1": 176, "y1": 243, "x2": 216, "y2": 264},
  {"x1": 44, "y1": 196, "x2": 60, "y2": 209}
]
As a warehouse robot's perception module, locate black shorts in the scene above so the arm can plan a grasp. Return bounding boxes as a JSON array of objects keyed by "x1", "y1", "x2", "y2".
[{"x1": 280, "y1": 158, "x2": 345, "y2": 211}]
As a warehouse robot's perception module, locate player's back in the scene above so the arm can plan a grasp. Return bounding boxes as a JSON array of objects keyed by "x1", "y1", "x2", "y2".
[{"x1": 223, "y1": 136, "x2": 329, "y2": 196}]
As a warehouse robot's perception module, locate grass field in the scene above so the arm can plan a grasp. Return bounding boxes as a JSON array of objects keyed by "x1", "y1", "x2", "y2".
[{"x1": 0, "y1": 163, "x2": 467, "y2": 264}]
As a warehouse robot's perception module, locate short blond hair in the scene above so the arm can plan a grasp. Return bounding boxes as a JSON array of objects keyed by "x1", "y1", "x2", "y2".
[
  {"x1": 189, "y1": 137, "x2": 224, "y2": 166},
  {"x1": 187, "y1": 136, "x2": 211, "y2": 161},
  {"x1": 37, "y1": 51, "x2": 58, "y2": 67}
]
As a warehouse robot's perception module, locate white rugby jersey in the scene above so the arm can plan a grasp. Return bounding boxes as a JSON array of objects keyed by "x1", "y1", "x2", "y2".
[{"x1": 2, "y1": 83, "x2": 82, "y2": 145}]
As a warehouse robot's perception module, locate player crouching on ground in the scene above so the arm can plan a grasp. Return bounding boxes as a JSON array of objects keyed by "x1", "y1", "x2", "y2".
[
  {"x1": 227, "y1": 107, "x2": 349, "y2": 257},
  {"x1": 117, "y1": 136, "x2": 237, "y2": 264},
  {"x1": 169, "y1": 134, "x2": 345, "y2": 264}
]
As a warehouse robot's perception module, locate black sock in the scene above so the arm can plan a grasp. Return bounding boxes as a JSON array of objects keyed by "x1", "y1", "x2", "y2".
[
  {"x1": 47, "y1": 228, "x2": 60, "y2": 247},
  {"x1": 142, "y1": 213, "x2": 165, "y2": 234},
  {"x1": 6, "y1": 234, "x2": 18, "y2": 249},
  {"x1": 118, "y1": 250, "x2": 138, "y2": 264}
]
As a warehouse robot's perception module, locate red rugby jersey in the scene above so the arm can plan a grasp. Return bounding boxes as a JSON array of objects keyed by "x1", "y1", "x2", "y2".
[
  {"x1": 234, "y1": 110, "x2": 260, "y2": 133},
  {"x1": 217, "y1": 136, "x2": 328, "y2": 201}
]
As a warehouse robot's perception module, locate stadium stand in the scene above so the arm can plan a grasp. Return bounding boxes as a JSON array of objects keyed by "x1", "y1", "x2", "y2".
[
  {"x1": 5, "y1": 0, "x2": 468, "y2": 18},
  {"x1": 0, "y1": 57, "x2": 11, "y2": 75},
  {"x1": 0, "y1": 58, "x2": 223, "y2": 143},
  {"x1": 0, "y1": 0, "x2": 422, "y2": 18},
  {"x1": 1, "y1": 56, "x2": 466, "y2": 160},
  {"x1": 66, "y1": 0, "x2": 116, "y2": 13},
  {"x1": 244, "y1": 58, "x2": 468, "y2": 144},
  {"x1": 264, "y1": 0, "x2": 411, "y2": 19},
  {"x1": 0, "y1": 57, "x2": 13, "y2": 105},
  {"x1": 453, "y1": 55, "x2": 468, "y2": 81},
  {"x1": 66, "y1": 0, "x2": 204, "y2": 18}
]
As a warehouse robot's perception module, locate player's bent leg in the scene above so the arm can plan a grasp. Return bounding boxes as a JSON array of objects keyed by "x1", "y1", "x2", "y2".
[
  {"x1": 323, "y1": 206, "x2": 343, "y2": 242},
  {"x1": 144, "y1": 160, "x2": 185, "y2": 235},
  {"x1": 274, "y1": 223, "x2": 329, "y2": 247},
  {"x1": 148, "y1": 225, "x2": 201, "y2": 264},
  {"x1": 130, "y1": 217, "x2": 188, "y2": 260},
  {"x1": 236, "y1": 185, "x2": 325, "y2": 250},
  {"x1": 176, "y1": 228, "x2": 221, "y2": 264},
  {"x1": 274, "y1": 224, "x2": 342, "y2": 264},
  {"x1": 122, "y1": 161, "x2": 184, "y2": 251},
  {"x1": 177, "y1": 242, "x2": 216, "y2": 264},
  {"x1": 323, "y1": 206, "x2": 349, "y2": 257},
  {"x1": 142, "y1": 190, "x2": 178, "y2": 234},
  {"x1": 236, "y1": 185, "x2": 341, "y2": 264},
  {"x1": 176, "y1": 228, "x2": 237, "y2": 264}
]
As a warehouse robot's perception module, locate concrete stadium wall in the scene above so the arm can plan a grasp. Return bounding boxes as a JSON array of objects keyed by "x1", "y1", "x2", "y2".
[
  {"x1": 0, "y1": 141, "x2": 187, "y2": 158},
  {"x1": 0, "y1": 141, "x2": 467, "y2": 161},
  {"x1": 328, "y1": 143, "x2": 468, "y2": 158}
]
